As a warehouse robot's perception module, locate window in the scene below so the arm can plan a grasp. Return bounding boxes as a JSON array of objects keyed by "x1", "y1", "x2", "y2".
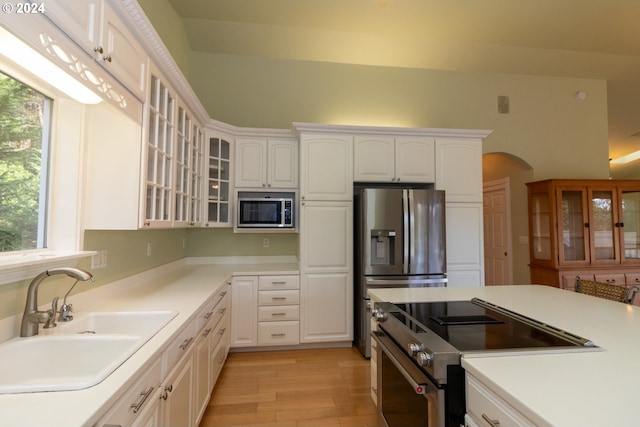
[{"x1": 0, "y1": 71, "x2": 51, "y2": 253}]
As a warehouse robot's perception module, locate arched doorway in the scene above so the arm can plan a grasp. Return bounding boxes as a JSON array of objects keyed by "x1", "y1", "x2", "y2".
[{"x1": 483, "y1": 153, "x2": 533, "y2": 285}]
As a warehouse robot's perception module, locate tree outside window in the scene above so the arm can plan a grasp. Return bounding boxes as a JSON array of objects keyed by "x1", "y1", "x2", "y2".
[{"x1": 0, "y1": 71, "x2": 50, "y2": 252}]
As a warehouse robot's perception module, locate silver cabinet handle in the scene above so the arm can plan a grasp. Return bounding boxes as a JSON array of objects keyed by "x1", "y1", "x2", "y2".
[
  {"x1": 179, "y1": 337, "x2": 194, "y2": 350},
  {"x1": 271, "y1": 312, "x2": 286, "y2": 316},
  {"x1": 272, "y1": 297, "x2": 287, "y2": 301},
  {"x1": 271, "y1": 281, "x2": 286, "y2": 285},
  {"x1": 130, "y1": 386, "x2": 155, "y2": 413},
  {"x1": 482, "y1": 414, "x2": 501, "y2": 427},
  {"x1": 202, "y1": 328, "x2": 213, "y2": 337},
  {"x1": 271, "y1": 333, "x2": 286, "y2": 337}
]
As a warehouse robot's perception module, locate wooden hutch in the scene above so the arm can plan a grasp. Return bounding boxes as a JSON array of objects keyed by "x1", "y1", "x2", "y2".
[{"x1": 527, "y1": 179, "x2": 640, "y2": 291}]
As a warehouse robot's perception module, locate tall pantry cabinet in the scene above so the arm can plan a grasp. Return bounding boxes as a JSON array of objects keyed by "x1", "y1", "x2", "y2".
[{"x1": 296, "y1": 126, "x2": 354, "y2": 344}]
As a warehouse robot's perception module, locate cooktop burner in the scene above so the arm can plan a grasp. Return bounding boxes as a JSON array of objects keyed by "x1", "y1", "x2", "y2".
[{"x1": 387, "y1": 298, "x2": 594, "y2": 352}]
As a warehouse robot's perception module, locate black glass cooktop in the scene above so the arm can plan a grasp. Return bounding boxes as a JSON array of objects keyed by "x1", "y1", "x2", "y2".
[{"x1": 390, "y1": 299, "x2": 591, "y2": 352}]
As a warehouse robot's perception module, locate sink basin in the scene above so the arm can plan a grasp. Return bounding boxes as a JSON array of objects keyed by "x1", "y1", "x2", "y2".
[
  {"x1": 0, "y1": 335, "x2": 140, "y2": 394},
  {"x1": 0, "y1": 310, "x2": 178, "y2": 394},
  {"x1": 57, "y1": 310, "x2": 178, "y2": 338}
]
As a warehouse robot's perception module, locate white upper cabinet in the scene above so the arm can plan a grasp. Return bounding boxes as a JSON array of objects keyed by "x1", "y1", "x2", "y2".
[
  {"x1": 235, "y1": 137, "x2": 297, "y2": 189},
  {"x1": 354, "y1": 135, "x2": 435, "y2": 183},
  {"x1": 44, "y1": 0, "x2": 147, "y2": 100},
  {"x1": 299, "y1": 133, "x2": 353, "y2": 201},
  {"x1": 435, "y1": 138, "x2": 483, "y2": 203}
]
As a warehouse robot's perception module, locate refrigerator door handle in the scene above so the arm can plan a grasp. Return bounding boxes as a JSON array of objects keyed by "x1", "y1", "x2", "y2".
[
  {"x1": 366, "y1": 278, "x2": 448, "y2": 286},
  {"x1": 403, "y1": 189, "x2": 409, "y2": 274}
]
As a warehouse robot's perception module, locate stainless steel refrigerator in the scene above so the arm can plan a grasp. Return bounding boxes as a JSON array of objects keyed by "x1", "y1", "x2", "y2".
[{"x1": 354, "y1": 188, "x2": 447, "y2": 357}]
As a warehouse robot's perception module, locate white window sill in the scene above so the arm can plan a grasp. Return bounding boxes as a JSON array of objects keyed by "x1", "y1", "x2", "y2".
[{"x1": 0, "y1": 251, "x2": 96, "y2": 285}]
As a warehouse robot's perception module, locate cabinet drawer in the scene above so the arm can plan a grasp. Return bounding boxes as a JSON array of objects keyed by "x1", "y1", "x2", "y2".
[
  {"x1": 626, "y1": 274, "x2": 640, "y2": 286},
  {"x1": 258, "y1": 305, "x2": 299, "y2": 321},
  {"x1": 97, "y1": 358, "x2": 161, "y2": 427},
  {"x1": 258, "y1": 275, "x2": 300, "y2": 290},
  {"x1": 466, "y1": 375, "x2": 535, "y2": 427},
  {"x1": 163, "y1": 320, "x2": 196, "y2": 377},
  {"x1": 594, "y1": 273, "x2": 626, "y2": 285},
  {"x1": 258, "y1": 321, "x2": 299, "y2": 345},
  {"x1": 258, "y1": 289, "x2": 299, "y2": 306},
  {"x1": 210, "y1": 315, "x2": 230, "y2": 351}
]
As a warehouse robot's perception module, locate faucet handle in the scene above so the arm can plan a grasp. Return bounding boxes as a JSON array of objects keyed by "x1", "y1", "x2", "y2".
[
  {"x1": 59, "y1": 303, "x2": 74, "y2": 322},
  {"x1": 43, "y1": 297, "x2": 58, "y2": 329}
]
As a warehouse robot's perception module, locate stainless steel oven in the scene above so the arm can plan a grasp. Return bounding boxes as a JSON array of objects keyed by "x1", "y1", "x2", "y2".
[
  {"x1": 373, "y1": 330, "x2": 448, "y2": 427},
  {"x1": 372, "y1": 298, "x2": 598, "y2": 427}
]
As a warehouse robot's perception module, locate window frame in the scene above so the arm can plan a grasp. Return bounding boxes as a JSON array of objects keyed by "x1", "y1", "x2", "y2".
[{"x1": 0, "y1": 54, "x2": 94, "y2": 285}]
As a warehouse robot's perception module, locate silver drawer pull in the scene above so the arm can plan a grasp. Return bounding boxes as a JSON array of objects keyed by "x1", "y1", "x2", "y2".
[
  {"x1": 218, "y1": 327, "x2": 226, "y2": 335},
  {"x1": 202, "y1": 328, "x2": 213, "y2": 337},
  {"x1": 130, "y1": 386, "x2": 155, "y2": 413},
  {"x1": 482, "y1": 414, "x2": 501, "y2": 427},
  {"x1": 204, "y1": 311, "x2": 213, "y2": 320},
  {"x1": 220, "y1": 290, "x2": 227, "y2": 297},
  {"x1": 179, "y1": 337, "x2": 194, "y2": 350},
  {"x1": 272, "y1": 297, "x2": 287, "y2": 301},
  {"x1": 218, "y1": 307, "x2": 227, "y2": 314},
  {"x1": 271, "y1": 281, "x2": 286, "y2": 285},
  {"x1": 271, "y1": 312, "x2": 287, "y2": 316},
  {"x1": 271, "y1": 332, "x2": 286, "y2": 337}
]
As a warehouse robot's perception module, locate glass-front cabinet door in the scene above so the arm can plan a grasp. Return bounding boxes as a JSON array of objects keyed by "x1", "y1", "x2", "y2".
[
  {"x1": 618, "y1": 185, "x2": 640, "y2": 264},
  {"x1": 556, "y1": 186, "x2": 590, "y2": 265},
  {"x1": 144, "y1": 73, "x2": 175, "y2": 227},
  {"x1": 528, "y1": 189, "x2": 554, "y2": 265},
  {"x1": 206, "y1": 133, "x2": 232, "y2": 226},
  {"x1": 588, "y1": 187, "x2": 620, "y2": 264}
]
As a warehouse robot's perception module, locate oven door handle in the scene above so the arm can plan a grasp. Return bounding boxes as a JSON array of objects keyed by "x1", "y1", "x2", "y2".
[
  {"x1": 373, "y1": 332, "x2": 428, "y2": 395},
  {"x1": 366, "y1": 278, "x2": 448, "y2": 286}
]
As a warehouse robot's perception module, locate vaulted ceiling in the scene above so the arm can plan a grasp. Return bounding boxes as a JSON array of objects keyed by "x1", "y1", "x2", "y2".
[{"x1": 167, "y1": 0, "x2": 640, "y2": 177}]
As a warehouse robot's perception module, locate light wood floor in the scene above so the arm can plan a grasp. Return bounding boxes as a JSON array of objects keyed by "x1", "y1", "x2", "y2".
[{"x1": 199, "y1": 346, "x2": 378, "y2": 427}]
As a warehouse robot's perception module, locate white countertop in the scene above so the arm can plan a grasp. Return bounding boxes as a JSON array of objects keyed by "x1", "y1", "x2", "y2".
[
  {"x1": 0, "y1": 260, "x2": 299, "y2": 427},
  {"x1": 368, "y1": 285, "x2": 640, "y2": 427}
]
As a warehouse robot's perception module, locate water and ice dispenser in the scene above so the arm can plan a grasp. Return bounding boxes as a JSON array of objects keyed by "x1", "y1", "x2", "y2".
[{"x1": 370, "y1": 229, "x2": 396, "y2": 266}]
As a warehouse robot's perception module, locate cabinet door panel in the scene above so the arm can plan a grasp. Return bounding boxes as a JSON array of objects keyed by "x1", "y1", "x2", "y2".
[
  {"x1": 556, "y1": 186, "x2": 590, "y2": 265},
  {"x1": 300, "y1": 202, "x2": 352, "y2": 271},
  {"x1": 300, "y1": 272, "x2": 352, "y2": 343},
  {"x1": 395, "y1": 137, "x2": 435, "y2": 183},
  {"x1": 235, "y1": 139, "x2": 267, "y2": 187},
  {"x1": 100, "y1": 3, "x2": 147, "y2": 99},
  {"x1": 43, "y1": 0, "x2": 100, "y2": 53},
  {"x1": 435, "y1": 139, "x2": 482, "y2": 202},
  {"x1": 588, "y1": 188, "x2": 620, "y2": 264},
  {"x1": 619, "y1": 188, "x2": 640, "y2": 264},
  {"x1": 230, "y1": 276, "x2": 258, "y2": 347},
  {"x1": 354, "y1": 136, "x2": 395, "y2": 182},
  {"x1": 300, "y1": 134, "x2": 353, "y2": 200},
  {"x1": 268, "y1": 140, "x2": 298, "y2": 188}
]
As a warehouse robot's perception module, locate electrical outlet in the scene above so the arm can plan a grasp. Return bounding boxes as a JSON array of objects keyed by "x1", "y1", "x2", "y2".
[
  {"x1": 263, "y1": 238, "x2": 270, "y2": 248},
  {"x1": 147, "y1": 242, "x2": 153, "y2": 256},
  {"x1": 91, "y1": 250, "x2": 107, "y2": 269}
]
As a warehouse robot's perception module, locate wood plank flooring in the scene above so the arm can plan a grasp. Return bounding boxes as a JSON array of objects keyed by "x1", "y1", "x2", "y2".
[{"x1": 199, "y1": 346, "x2": 378, "y2": 427}]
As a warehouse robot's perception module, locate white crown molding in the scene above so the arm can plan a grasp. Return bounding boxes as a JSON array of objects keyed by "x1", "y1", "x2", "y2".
[
  {"x1": 119, "y1": 0, "x2": 210, "y2": 124},
  {"x1": 292, "y1": 122, "x2": 493, "y2": 139}
]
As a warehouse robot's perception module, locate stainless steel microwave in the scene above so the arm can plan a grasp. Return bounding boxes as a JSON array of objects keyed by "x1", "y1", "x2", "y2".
[{"x1": 236, "y1": 192, "x2": 294, "y2": 228}]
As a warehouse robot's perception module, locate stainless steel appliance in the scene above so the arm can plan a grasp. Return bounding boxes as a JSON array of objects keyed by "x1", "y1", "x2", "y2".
[
  {"x1": 236, "y1": 191, "x2": 294, "y2": 228},
  {"x1": 372, "y1": 298, "x2": 597, "y2": 427},
  {"x1": 355, "y1": 188, "x2": 447, "y2": 357}
]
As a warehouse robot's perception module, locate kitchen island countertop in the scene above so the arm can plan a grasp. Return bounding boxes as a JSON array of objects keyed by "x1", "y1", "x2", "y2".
[{"x1": 368, "y1": 285, "x2": 640, "y2": 427}]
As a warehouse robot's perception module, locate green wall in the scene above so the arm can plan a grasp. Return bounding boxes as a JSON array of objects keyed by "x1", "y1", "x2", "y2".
[{"x1": 188, "y1": 53, "x2": 609, "y2": 182}]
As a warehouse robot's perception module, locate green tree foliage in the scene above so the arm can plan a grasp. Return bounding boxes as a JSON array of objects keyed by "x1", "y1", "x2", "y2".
[{"x1": 0, "y1": 72, "x2": 48, "y2": 252}]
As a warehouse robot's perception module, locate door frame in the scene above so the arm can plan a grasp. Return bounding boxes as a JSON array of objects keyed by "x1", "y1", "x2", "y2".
[{"x1": 483, "y1": 177, "x2": 514, "y2": 285}]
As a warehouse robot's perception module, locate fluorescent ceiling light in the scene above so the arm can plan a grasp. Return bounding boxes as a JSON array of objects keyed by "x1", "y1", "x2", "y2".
[
  {"x1": 610, "y1": 150, "x2": 640, "y2": 164},
  {"x1": 0, "y1": 27, "x2": 102, "y2": 104}
]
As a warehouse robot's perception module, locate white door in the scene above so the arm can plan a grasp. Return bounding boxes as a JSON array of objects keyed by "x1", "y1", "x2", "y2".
[{"x1": 483, "y1": 178, "x2": 513, "y2": 285}]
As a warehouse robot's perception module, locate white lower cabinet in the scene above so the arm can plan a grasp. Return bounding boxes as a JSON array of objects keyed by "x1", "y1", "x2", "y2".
[
  {"x1": 466, "y1": 374, "x2": 536, "y2": 427},
  {"x1": 96, "y1": 283, "x2": 230, "y2": 427},
  {"x1": 97, "y1": 358, "x2": 162, "y2": 427},
  {"x1": 231, "y1": 274, "x2": 300, "y2": 348}
]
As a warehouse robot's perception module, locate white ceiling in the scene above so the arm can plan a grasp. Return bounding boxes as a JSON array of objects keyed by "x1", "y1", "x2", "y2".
[{"x1": 167, "y1": 0, "x2": 640, "y2": 177}]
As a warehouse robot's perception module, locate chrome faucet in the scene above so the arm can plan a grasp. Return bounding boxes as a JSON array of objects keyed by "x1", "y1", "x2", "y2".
[{"x1": 20, "y1": 268, "x2": 94, "y2": 337}]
